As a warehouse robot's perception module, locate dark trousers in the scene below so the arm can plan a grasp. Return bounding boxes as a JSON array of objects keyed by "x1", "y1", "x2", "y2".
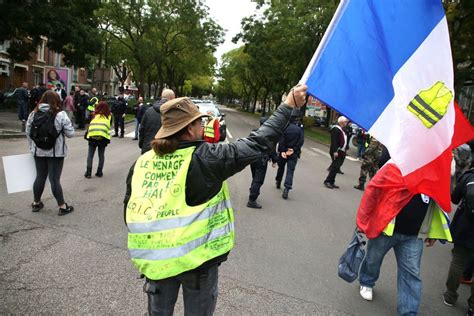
[
  {"x1": 86, "y1": 143, "x2": 106, "y2": 170},
  {"x1": 249, "y1": 161, "x2": 268, "y2": 201},
  {"x1": 325, "y1": 154, "x2": 345, "y2": 184},
  {"x1": 18, "y1": 102, "x2": 29, "y2": 121},
  {"x1": 33, "y1": 157, "x2": 65, "y2": 206},
  {"x1": 144, "y1": 265, "x2": 218, "y2": 316},
  {"x1": 114, "y1": 113, "x2": 125, "y2": 136},
  {"x1": 76, "y1": 108, "x2": 85, "y2": 129},
  {"x1": 444, "y1": 245, "x2": 474, "y2": 308},
  {"x1": 464, "y1": 255, "x2": 474, "y2": 279},
  {"x1": 275, "y1": 155, "x2": 298, "y2": 189}
]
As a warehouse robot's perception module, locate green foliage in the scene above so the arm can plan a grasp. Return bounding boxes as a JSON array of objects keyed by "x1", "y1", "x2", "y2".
[
  {"x1": 444, "y1": 0, "x2": 474, "y2": 92},
  {"x1": 98, "y1": 0, "x2": 223, "y2": 96},
  {"x1": 0, "y1": 1, "x2": 101, "y2": 66},
  {"x1": 218, "y1": 1, "x2": 338, "y2": 112}
]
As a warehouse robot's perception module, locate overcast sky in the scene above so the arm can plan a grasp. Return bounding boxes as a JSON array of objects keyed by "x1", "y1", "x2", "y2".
[{"x1": 205, "y1": 0, "x2": 258, "y2": 63}]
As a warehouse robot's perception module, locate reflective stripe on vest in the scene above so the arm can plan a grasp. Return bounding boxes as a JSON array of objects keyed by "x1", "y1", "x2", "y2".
[
  {"x1": 407, "y1": 81, "x2": 452, "y2": 129},
  {"x1": 427, "y1": 204, "x2": 452, "y2": 242},
  {"x1": 128, "y1": 199, "x2": 232, "y2": 234},
  {"x1": 126, "y1": 147, "x2": 235, "y2": 280},
  {"x1": 87, "y1": 96, "x2": 99, "y2": 112},
  {"x1": 87, "y1": 115, "x2": 111, "y2": 140},
  {"x1": 130, "y1": 222, "x2": 234, "y2": 261},
  {"x1": 204, "y1": 118, "x2": 216, "y2": 138}
]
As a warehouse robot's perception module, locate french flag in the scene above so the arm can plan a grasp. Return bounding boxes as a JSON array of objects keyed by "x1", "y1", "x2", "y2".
[{"x1": 301, "y1": 0, "x2": 474, "y2": 238}]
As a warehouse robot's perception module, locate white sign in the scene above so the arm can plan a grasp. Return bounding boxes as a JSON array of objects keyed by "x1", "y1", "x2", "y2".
[{"x1": 2, "y1": 153, "x2": 36, "y2": 194}]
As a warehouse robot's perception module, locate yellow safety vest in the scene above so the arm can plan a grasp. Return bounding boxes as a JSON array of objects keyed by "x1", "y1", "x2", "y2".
[
  {"x1": 204, "y1": 118, "x2": 217, "y2": 139},
  {"x1": 126, "y1": 147, "x2": 235, "y2": 280},
  {"x1": 407, "y1": 81, "x2": 452, "y2": 129},
  {"x1": 383, "y1": 202, "x2": 452, "y2": 242},
  {"x1": 87, "y1": 115, "x2": 111, "y2": 140},
  {"x1": 87, "y1": 96, "x2": 99, "y2": 112}
]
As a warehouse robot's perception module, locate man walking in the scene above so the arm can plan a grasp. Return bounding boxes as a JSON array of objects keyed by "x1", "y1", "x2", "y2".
[
  {"x1": 247, "y1": 116, "x2": 278, "y2": 208},
  {"x1": 324, "y1": 116, "x2": 349, "y2": 189},
  {"x1": 124, "y1": 85, "x2": 307, "y2": 315},
  {"x1": 275, "y1": 114, "x2": 304, "y2": 199},
  {"x1": 14, "y1": 82, "x2": 29, "y2": 131},
  {"x1": 138, "y1": 88, "x2": 175, "y2": 153},
  {"x1": 111, "y1": 89, "x2": 128, "y2": 138},
  {"x1": 354, "y1": 139, "x2": 383, "y2": 191},
  {"x1": 443, "y1": 164, "x2": 474, "y2": 316}
]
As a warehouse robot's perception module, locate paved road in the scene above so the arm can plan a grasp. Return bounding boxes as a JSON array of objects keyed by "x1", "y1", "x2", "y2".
[{"x1": 0, "y1": 107, "x2": 470, "y2": 315}]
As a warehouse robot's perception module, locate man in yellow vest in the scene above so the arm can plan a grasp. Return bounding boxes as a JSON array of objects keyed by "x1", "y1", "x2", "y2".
[
  {"x1": 124, "y1": 85, "x2": 307, "y2": 315},
  {"x1": 358, "y1": 192, "x2": 452, "y2": 315}
]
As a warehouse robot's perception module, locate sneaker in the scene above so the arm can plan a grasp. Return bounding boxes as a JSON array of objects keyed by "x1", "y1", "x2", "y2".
[
  {"x1": 360, "y1": 286, "x2": 373, "y2": 301},
  {"x1": 58, "y1": 204, "x2": 74, "y2": 216},
  {"x1": 282, "y1": 188, "x2": 289, "y2": 199},
  {"x1": 31, "y1": 201, "x2": 44, "y2": 213},
  {"x1": 276, "y1": 181, "x2": 281, "y2": 189},
  {"x1": 332, "y1": 184, "x2": 340, "y2": 189},
  {"x1": 443, "y1": 295, "x2": 454, "y2": 307}
]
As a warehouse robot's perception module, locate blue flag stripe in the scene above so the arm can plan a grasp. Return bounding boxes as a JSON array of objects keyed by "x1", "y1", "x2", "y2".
[{"x1": 306, "y1": 0, "x2": 445, "y2": 130}]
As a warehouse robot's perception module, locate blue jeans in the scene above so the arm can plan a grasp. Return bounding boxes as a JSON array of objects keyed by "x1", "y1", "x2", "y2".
[{"x1": 359, "y1": 232, "x2": 423, "y2": 316}]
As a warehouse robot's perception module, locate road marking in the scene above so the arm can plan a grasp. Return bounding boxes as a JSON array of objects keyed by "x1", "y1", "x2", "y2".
[
  {"x1": 311, "y1": 147, "x2": 329, "y2": 157},
  {"x1": 302, "y1": 148, "x2": 318, "y2": 156},
  {"x1": 226, "y1": 128, "x2": 233, "y2": 139},
  {"x1": 346, "y1": 156, "x2": 359, "y2": 162}
]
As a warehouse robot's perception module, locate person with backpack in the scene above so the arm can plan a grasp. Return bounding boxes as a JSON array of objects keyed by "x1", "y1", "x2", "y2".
[
  {"x1": 84, "y1": 101, "x2": 112, "y2": 178},
  {"x1": 443, "y1": 164, "x2": 474, "y2": 315},
  {"x1": 26, "y1": 90, "x2": 75, "y2": 216}
]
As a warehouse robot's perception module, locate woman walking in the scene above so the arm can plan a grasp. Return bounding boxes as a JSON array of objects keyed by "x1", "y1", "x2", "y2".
[
  {"x1": 26, "y1": 90, "x2": 75, "y2": 215},
  {"x1": 84, "y1": 101, "x2": 111, "y2": 178}
]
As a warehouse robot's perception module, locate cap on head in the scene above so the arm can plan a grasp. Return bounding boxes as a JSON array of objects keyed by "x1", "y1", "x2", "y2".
[{"x1": 155, "y1": 97, "x2": 209, "y2": 139}]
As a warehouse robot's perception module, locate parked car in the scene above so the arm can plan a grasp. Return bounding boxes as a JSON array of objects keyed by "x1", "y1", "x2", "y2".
[
  {"x1": 197, "y1": 102, "x2": 227, "y2": 141},
  {"x1": 313, "y1": 116, "x2": 325, "y2": 127}
]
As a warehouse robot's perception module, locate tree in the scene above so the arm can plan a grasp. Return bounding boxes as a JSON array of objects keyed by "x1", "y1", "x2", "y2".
[
  {"x1": 444, "y1": 0, "x2": 474, "y2": 93},
  {"x1": 227, "y1": 0, "x2": 337, "y2": 114},
  {"x1": 0, "y1": 1, "x2": 101, "y2": 87}
]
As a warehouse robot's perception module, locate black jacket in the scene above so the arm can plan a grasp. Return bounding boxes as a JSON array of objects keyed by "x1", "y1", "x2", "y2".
[
  {"x1": 111, "y1": 97, "x2": 128, "y2": 115},
  {"x1": 450, "y1": 169, "x2": 474, "y2": 250},
  {"x1": 125, "y1": 103, "x2": 294, "y2": 269},
  {"x1": 329, "y1": 125, "x2": 345, "y2": 160},
  {"x1": 138, "y1": 98, "x2": 168, "y2": 153},
  {"x1": 277, "y1": 122, "x2": 304, "y2": 158}
]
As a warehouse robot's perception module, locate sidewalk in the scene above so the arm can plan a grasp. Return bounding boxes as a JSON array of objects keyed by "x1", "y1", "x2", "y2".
[{"x1": 0, "y1": 111, "x2": 24, "y2": 139}]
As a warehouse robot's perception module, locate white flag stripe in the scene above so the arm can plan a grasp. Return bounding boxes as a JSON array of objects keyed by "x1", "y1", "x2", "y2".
[{"x1": 368, "y1": 17, "x2": 454, "y2": 176}]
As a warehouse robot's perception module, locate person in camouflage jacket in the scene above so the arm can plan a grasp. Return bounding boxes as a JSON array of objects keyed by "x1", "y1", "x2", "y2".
[{"x1": 354, "y1": 137, "x2": 383, "y2": 191}]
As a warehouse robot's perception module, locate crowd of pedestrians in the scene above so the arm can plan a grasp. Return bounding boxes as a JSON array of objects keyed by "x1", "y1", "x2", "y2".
[{"x1": 11, "y1": 78, "x2": 473, "y2": 315}]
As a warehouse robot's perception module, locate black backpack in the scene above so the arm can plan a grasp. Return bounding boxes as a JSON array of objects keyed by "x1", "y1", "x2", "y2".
[{"x1": 30, "y1": 111, "x2": 61, "y2": 150}]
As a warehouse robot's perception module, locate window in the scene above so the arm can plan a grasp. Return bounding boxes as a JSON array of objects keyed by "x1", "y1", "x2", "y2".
[
  {"x1": 34, "y1": 71, "x2": 42, "y2": 86},
  {"x1": 54, "y1": 53, "x2": 62, "y2": 66},
  {"x1": 0, "y1": 40, "x2": 10, "y2": 53},
  {"x1": 37, "y1": 41, "x2": 45, "y2": 62},
  {"x1": 73, "y1": 67, "x2": 78, "y2": 82}
]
